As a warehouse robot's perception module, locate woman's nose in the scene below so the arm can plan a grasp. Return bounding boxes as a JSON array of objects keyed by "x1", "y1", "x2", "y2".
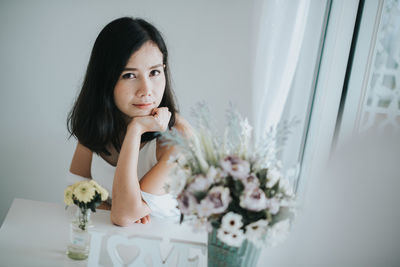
[{"x1": 137, "y1": 78, "x2": 151, "y2": 97}]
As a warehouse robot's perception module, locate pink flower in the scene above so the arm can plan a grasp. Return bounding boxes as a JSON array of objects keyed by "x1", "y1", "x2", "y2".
[
  {"x1": 241, "y1": 173, "x2": 260, "y2": 189},
  {"x1": 197, "y1": 186, "x2": 231, "y2": 217},
  {"x1": 177, "y1": 191, "x2": 198, "y2": 215},
  {"x1": 220, "y1": 156, "x2": 250, "y2": 180},
  {"x1": 187, "y1": 174, "x2": 213, "y2": 193},
  {"x1": 239, "y1": 187, "x2": 268, "y2": 212},
  {"x1": 197, "y1": 198, "x2": 215, "y2": 217}
]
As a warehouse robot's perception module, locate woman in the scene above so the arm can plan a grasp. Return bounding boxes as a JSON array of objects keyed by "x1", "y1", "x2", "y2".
[{"x1": 67, "y1": 17, "x2": 188, "y2": 226}]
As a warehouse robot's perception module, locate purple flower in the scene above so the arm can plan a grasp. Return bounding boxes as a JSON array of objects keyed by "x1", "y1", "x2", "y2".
[
  {"x1": 220, "y1": 156, "x2": 250, "y2": 180},
  {"x1": 177, "y1": 191, "x2": 198, "y2": 215},
  {"x1": 197, "y1": 186, "x2": 231, "y2": 217},
  {"x1": 241, "y1": 173, "x2": 260, "y2": 189},
  {"x1": 187, "y1": 174, "x2": 213, "y2": 193},
  {"x1": 239, "y1": 187, "x2": 268, "y2": 212}
]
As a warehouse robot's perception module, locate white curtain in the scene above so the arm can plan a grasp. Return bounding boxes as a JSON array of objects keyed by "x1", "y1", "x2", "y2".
[{"x1": 252, "y1": 0, "x2": 311, "y2": 141}]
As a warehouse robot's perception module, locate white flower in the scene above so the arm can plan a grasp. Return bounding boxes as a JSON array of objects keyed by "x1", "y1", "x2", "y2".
[
  {"x1": 245, "y1": 219, "x2": 268, "y2": 244},
  {"x1": 197, "y1": 199, "x2": 215, "y2": 217},
  {"x1": 197, "y1": 186, "x2": 231, "y2": 216},
  {"x1": 266, "y1": 219, "x2": 290, "y2": 247},
  {"x1": 266, "y1": 168, "x2": 282, "y2": 188},
  {"x1": 239, "y1": 187, "x2": 268, "y2": 211},
  {"x1": 168, "y1": 152, "x2": 190, "y2": 169},
  {"x1": 217, "y1": 227, "x2": 245, "y2": 247},
  {"x1": 280, "y1": 199, "x2": 296, "y2": 207},
  {"x1": 88, "y1": 179, "x2": 100, "y2": 187},
  {"x1": 221, "y1": 212, "x2": 243, "y2": 232},
  {"x1": 177, "y1": 191, "x2": 198, "y2": 215},
  {"x1": 279, "y1": 177, "x2": 294, "y2": 197},
  {"x1": 73, "y1": 182, "x2": 96, "y2": 203},
  {"x1": 167, "y1": 153, "x2": 181, "y2": 164},
  {"x1": 207, "y1": 166, "x2": 225, "y2": 183},
  {"x1": 166, "y1": 167, "x2": 188, "y2": 195},
  {"x1": 64, "y1": 185, "x2": 74, "y2": 206},
  {"x1": 241, "y1": 173, "x2": 260, "y2": 189},
  {"x1": 266, "y1": 197, "x2": 280, "y2": 215},
  {"x1": 187, "y1": 174, "x2": 212, "y2": 193},
  {"x1": 89, "y1": 180, "x2": 109, "y2": 201},
  {"x1": 220, "y1": 156, "x2": 250, "y2": 180}
]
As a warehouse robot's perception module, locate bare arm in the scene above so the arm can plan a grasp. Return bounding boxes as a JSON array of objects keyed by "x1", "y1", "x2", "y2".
[
  {"x1": 70, "y1": 142, "x2": 92, "y2": 179},
  {"x1": 69, "y1": 142, "x2": 110, "y2": 210},
  {"x1": 139, "y1": 114, "x2": 191, "y2": 195},
  {"x1": 110, "y1": 123, "x2": 152, "y2": 226},
  {"x1": 139, "y1": 140, "x2": 175, "y2": 195},
  {"x1": 110, "y1": 107, "x2": 173, "y2": 226}
]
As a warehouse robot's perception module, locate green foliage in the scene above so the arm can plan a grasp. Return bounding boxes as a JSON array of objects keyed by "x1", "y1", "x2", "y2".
[
  {"x1": 256, "y1": 168, "x2": 268, "y2": 189},
  {"x1": 193, "y1": 191, "x2": 208, "y2": 202},
  {"x1": 265, "y1": 181, "x2": 280, "y2": 198},
  {"x1": 72, "y1": 192, "x2": 102, "y2": 213}
]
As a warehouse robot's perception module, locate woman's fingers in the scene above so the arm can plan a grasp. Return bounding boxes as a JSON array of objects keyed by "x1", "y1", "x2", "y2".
[
  {"x1": 134, "y1": 215, "x2": 150, "y2": 224},
  {"x1": 142, "y1": 215, "x2": 150, "y2": 224},
  {"x1": 152, "y1": 107, "x2": 171, "y2": 131}
]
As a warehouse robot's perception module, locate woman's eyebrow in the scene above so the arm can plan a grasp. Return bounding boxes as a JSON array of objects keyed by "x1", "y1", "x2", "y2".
[{"x1": 123, "y1": 64, "x2": 163, "y2": 71}]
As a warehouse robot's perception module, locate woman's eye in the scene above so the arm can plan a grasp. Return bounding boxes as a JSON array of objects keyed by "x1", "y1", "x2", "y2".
[
  {"x1": 122, "y1": 73, "x2": 136, "y2": 79},
  {"x1": 150, "y1": 70, "x2": 161, "y2": 76}
]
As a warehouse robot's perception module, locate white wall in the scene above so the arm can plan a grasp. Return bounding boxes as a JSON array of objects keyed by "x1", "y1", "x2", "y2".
[{"x1": 0, "y1": 0, "x2": 255, "y2": 224}]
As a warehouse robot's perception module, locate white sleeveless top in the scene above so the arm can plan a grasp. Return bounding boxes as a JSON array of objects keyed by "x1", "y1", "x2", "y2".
[{"x1": 91, "y1": 138, "x2": 180, "y2": 218}]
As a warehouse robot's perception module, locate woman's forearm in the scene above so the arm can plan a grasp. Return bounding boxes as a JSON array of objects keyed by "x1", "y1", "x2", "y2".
[{"x1": 110, "y1": 124, "x2": 151, "y2": 226}]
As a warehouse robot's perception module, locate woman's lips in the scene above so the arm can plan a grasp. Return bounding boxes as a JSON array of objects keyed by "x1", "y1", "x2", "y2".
[{"x1": 133, "y1": 103, "x2": 153, "y2": 109}]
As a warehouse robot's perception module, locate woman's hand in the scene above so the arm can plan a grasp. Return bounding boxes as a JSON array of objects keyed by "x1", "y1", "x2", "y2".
[
  {"x1": 129, "y1": 107, "x2": 171, "y2": 134},
  {"x1": 134, "y1": 214, "x2": 150, "y2": 224}
]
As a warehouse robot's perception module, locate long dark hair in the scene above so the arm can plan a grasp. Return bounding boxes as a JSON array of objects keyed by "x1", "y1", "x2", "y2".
[{"x1": 67, "y1": 17, "x2": 178, "y2": 155}]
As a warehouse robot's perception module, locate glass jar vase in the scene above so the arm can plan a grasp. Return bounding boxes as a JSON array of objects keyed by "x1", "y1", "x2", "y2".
[{"x1": 66, "y1": 207, "x2": 92, "y2": 260}]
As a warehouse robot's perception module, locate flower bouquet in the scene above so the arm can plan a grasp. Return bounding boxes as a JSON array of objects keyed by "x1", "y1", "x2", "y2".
[
  {"x1": 64, "y1": 180, "x2": 108, "y2": 260},
  {"x1": 162, "y1": 103, "x2": 297, "y2": 267}
]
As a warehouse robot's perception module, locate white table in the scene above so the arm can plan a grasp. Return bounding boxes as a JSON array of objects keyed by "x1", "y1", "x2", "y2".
[{"x1": 0, "y1": 198, "x2": 207, "y2": 267}]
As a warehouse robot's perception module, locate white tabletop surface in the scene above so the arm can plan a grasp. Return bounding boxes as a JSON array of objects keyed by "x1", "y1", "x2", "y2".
[{"x1": 0, "y1": 198, "x2": 207, "y2": 267}]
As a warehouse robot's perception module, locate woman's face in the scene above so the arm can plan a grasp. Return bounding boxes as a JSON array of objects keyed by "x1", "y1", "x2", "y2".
[{"x1": 114, "y1": 41, "x2": 166, "y2": 119}]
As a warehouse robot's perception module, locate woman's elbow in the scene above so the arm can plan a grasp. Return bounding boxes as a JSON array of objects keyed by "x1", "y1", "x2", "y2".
[
  {"x1": 110, "y1": 214, "x2": 131, "y2": 227},
  {"x1": 110, "y1": 210, "x2": 136, "y2": 227},
  {"x1": 110, "y1": 204, "x2": 150, "y2": 227}
]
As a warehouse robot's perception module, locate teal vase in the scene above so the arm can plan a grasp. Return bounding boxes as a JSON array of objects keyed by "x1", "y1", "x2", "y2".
[{"x1": 208, "y1": 227, "x2": 261, "y2": 267}]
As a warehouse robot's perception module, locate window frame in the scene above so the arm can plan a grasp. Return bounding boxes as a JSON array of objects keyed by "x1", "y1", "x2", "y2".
[{"x1": 296, "y1": 0, "x2": 360, "y2": 202}]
